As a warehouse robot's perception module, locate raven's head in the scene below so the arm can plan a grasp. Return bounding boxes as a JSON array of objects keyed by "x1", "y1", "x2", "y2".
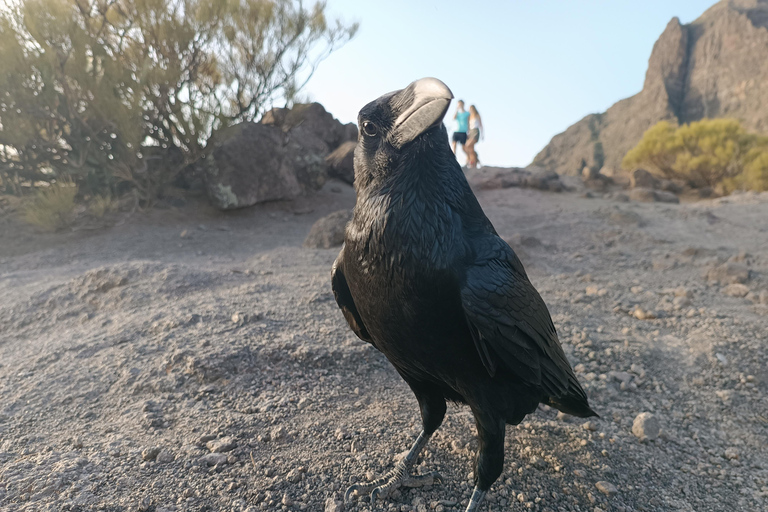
[{"x1": 354, "y1": 77, "x2": 453, "y2": 186}]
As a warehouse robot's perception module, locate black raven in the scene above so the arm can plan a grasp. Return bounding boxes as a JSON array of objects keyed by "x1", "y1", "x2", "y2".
[{"x1": 332, "y1": 77, "x2": 596, "y2": 511}]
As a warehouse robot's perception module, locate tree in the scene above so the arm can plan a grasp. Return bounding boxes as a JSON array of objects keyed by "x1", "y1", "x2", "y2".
[
  {"x1": 0, "y1": 0, "x2": 357, "y2": 200},
  {"x1": 622, "y1": 118, "x2": 768, "y2": 192}
]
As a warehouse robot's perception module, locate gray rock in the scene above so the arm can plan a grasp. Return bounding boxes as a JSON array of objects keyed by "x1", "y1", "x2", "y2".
[
  {"x1": 653, "y1": 189, "x2": 680, "y2": 203},
  {"x1": 141, "y1": 447, "x2": 161, "y2": 461},
  {"x1": 630, "y1": 169, "x2": 657, "y2": 189},
  {"x1": 325, "y1": 497, "x2": 344, "y2": 512},
  {"x1": 156, "y1": 449, "x2": 175, "y2": 463},
  {"x1": 632, "y1": 412, "x2": 660, "y2": 441},
  {"x1": 629, "y1": 187, "x2": 656, "y2": 202},
  {"x1": 595, "y1": 481, "x2": 618, "y2": 497},
  {"x1": 303, "y1": 210, "x2": 352, "y2": 249},
  {"x1": 326, "y1": 141, "x2": 357, "y2": 185},
  {"x1": 706, "y1": 262, "x2": 750, "y2": 284},
  {"x1": 200, "y1": 453, "x2": 228, "y2": 466},
  {"x1": 286, "y1": 468, "x2": 303, "y2": 483},
  {"x1": 723, "y1": 283, "x2": 750, "y2": 297},
  {"x1": 206, "y1": 437, "x2": 237, "y2": 453},
  {"x1": 203, "y1": 123, "x2": 302, "y2": 209}
]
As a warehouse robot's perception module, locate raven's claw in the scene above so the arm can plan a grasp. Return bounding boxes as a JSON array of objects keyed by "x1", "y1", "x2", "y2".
[{"x1": 344, "y1": 462, "x2": 441, "y2": 503}]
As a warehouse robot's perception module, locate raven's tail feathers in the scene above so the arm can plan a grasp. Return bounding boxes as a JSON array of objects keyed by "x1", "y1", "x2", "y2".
[{"x1": 544, "y1": 395, "x2": 598, "y2": 418}]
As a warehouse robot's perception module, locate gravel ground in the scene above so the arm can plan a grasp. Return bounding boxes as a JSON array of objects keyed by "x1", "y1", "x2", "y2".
[{"x1": 1, "y1": 180, "x2": 767, "y2": 512}]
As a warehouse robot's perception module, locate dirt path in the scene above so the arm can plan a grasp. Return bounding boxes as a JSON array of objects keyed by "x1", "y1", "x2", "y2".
[{"x1": 1, "y1": 181, "x2": 767, "y2": 512}]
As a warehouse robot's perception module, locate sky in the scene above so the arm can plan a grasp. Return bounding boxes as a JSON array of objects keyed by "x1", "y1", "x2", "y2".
[{"x1": 304, "y1": 0, "x2": 718, "y2": 167}]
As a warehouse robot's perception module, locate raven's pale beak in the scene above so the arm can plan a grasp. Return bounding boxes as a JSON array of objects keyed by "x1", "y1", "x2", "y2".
[{"x1": 390, "y1": 77, "x2": 453, "y2": 149}]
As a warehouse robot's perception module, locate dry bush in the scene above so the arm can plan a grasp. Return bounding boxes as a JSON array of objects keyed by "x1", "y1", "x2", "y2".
[
  {"x1": 22, "y1": 180, "x2": 78, "y2": 232},
  {"x1": 623, "y1": 119, "x2": 768, "y2": 192},
  {"x1": 0, "y1": 0, "x2": 357, "y2": 202},
  {"x1": 89, "y1": 194, "x2": 117, "y2": 218}
]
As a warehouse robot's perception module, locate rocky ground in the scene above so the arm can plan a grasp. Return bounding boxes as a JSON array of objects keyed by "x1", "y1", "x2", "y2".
[{"x1": 1, "y1": 179, "x2": 767, "y2": 512}]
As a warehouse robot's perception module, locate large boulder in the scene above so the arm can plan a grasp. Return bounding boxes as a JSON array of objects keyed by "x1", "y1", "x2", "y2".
[
  {"x1": 326, "y1": 141, "x2": 357, "y2": 185},
  {"x1": 630, "y1": 169, "x2": 658, "y2": 189},
  {"x1": 203, "y1": 103, "x2": 358, "y2": 210},
  {"x1": 465, "y1": 166, "x2": 565, "y2": 192},
  {"x1": 303, "y1": 210, "x2": 352, "y2": 249},
  {"x1": 204, "y1": 123, "x2": 303, "y2": 209},
  {"x1": 261, "y1": 103, "x2": 357, "y2": 152}
]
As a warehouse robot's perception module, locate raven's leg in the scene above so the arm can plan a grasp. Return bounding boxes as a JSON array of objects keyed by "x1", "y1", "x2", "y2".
[
  {"x1": 465, "y1": 412, "x2": 506, "y2": 512},
  {"x1": 344, "y1": 389, "x2": 446, "y2": 503}
]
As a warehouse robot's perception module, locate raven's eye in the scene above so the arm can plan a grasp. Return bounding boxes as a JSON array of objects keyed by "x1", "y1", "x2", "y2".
[{"x1": 362, "y1": 121, "x2": 378, "y2": 137}]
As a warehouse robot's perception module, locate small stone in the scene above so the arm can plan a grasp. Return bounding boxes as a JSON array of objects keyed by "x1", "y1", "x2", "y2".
[
  {"x1": 582, "y1": 421, "x2": 598, "y2": 431},
  {"x1": 156, "y1": 449, "x2": 175, "y2": 463},
  {"x1": 724, "y1": 447, "x2": 739, "y2": 460},
  {"x1": 723, "y1": 283, "x2": 750, "y2": 297},
  {"x1": 629, "y1": 187, "x2": 656, "y2": 202},
  {"x1": 142, "y1": 447, "x2": 161, "y2": 461},
  {"x1": 200, "y1": 453, "x2": 228, "y2": 466},
  {"x1": 206, "y1": 437, "x2": 237, "y2": 453},
  {"x1": 595, "y1": 481, "x2": 618, "y2": 497},
  {"x1": 632, "y1": 412, "x2": 660, "y2": 441},
  {"x1": 706, "y1": 262, "x2": 750, "y2": 285},
  {"x1": 270, "y1": 426, "x2": 287, "y2": 441},
  {"x1": 138, "y1": 496, "x2": 152, "y2": 512},
  {"x1": 286, "y1": 468, "x2": 303, "y2": 483},
  {"x1": 653, "y1": 190, "x2": 679, "y2": 203},
  {"x1": 282, "y1": 493, "x2": 293, "y2": 506},
  {"x1": 180, "y1": 229, "x2": 190, "y2": 239},
  {"x1": 673, "y1": 295, "x2": 691, "y2": 309},
  {"x1": 633, "y1": 308, "x2": 655, "y2": 320},
  {"x1": 325, "y1": 497, "x2": 344, "y2": 512}
]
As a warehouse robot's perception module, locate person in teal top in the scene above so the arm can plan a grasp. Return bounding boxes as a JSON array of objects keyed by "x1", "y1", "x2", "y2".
[{"x1": 452, "y1": 100, "x2": 470, "y2": 155}]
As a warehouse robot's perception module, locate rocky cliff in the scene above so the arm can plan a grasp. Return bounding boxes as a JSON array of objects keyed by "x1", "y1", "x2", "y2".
[{"x1": 533, "y1": 0, "x2": 768, "y2": 175}]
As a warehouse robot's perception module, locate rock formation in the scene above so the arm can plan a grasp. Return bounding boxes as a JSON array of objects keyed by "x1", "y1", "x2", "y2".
[
  {"x1": 533, "y1": 0, "x2": 768, "y2": 176},
  {"x1": 203, "y1": 103, "x2": 357, "y2": 209}
]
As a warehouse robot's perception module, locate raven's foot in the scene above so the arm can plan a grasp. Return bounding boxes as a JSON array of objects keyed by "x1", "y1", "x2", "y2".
[
  {"x1": 344, "y1": 431, "x2": 441, "y2": 503},
  {"x1": 464, "y1": 487, "x2": 486, "y2": 512},
  {"x1": 344, "y1": 462, "x2": 441, "y2": 502}
]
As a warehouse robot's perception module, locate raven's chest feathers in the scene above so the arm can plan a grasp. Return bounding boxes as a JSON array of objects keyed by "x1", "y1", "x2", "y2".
[{"x1": 347, "y1": 184, "x2": 466, "y2": 276}]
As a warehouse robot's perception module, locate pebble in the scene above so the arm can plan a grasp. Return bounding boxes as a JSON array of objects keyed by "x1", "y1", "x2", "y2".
[
  {"x1": 633, "y1": 308, "x2": 656, "y2": 320},
  {"x1": 200, "y1": 453, "x2": 228, "y2": 466},
  {"x1": 632, "y1": 412, "x2": 660, "y2": 441},
  {"x1": 724, "y1": 448, "x2": 739, "y2": 460},
  {"x1": 286, "y1": 468, "x2": 303, "y2": 483},
  {"x1": 270, "y1": 426, "x2": 287, "y2": 441},
  {"x1": 595, "y1": 481, "x2": 618, "y2": 497},
  {"x1": 156, "y1": 449, "x2": 175, "y2": 463},
  {"x1": 141, "y1": 447, "x2": 161, "y2": 461},
  {"x1": 723, "y1": 283, "x2": 750, "y2": 297},
  {"x1": 582, "y1": 421, "x2": 598, "y2": 431},
  {"x1": 325, "y1": 497, "x2": 344, "y2": 512},
  {"x1": 206, "y1": 437, "x2": 237, "y2": 453}
]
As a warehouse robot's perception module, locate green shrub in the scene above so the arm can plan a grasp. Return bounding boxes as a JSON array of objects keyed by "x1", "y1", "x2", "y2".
[
  {"x1": 0, "y1": 0, "x2": 357, "y2": 202},
  {"x1": 622, "y1": 118, "x2": 768, "y2": 192},
  {"x1": 22, "y1": 180, "x2": 78, "y2": 231}
]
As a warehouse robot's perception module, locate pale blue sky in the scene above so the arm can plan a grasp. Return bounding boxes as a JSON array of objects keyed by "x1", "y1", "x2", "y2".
[{"x1": 305, "y1": 0, "x2": 717, "y2": 167}]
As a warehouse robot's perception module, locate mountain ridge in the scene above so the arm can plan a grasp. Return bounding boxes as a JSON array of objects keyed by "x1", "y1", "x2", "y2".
[{"x1": 532, "y1": 0, "x2": 768, "y2": 175}]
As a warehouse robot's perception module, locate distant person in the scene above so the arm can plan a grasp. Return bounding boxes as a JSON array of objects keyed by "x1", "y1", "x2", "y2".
[
  {"x1": 452, "y1": 100, "x2": 470, "y2": 156},
  {"x1": 465, "y1": 105, "x2": 484, "y2": 168}
]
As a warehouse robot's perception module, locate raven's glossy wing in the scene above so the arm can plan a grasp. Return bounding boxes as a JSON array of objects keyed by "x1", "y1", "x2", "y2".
[
  {"x1": 332, "y1": 251, "x2": 372, "y2": 344},
  {"x1": 460, "y1": 236, "x2": 591, "y2": 412}
]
